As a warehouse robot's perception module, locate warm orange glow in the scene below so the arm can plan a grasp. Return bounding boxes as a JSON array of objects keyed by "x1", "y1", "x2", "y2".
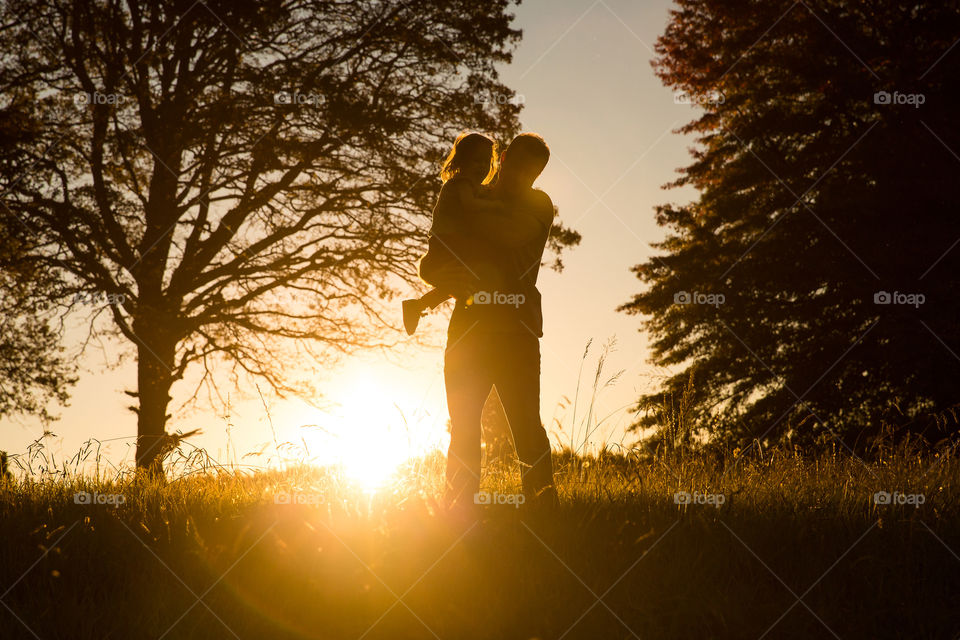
[{"x1": 297, "y1": 374, "x2": 428, "y2": 491}]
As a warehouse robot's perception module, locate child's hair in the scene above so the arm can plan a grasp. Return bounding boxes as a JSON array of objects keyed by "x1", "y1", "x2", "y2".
[{"x1": 440, "y1": 132, "x2": 498, "y2": 184}]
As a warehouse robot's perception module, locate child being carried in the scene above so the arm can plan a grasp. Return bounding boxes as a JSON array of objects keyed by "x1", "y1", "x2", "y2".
[{"x1": 403, "y1": 132, "x2": 505, "y2": 335}]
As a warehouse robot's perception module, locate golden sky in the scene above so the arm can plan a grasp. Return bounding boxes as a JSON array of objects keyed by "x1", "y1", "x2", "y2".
[{"x1": 8, "y1": 0, "x2": 704, "y2": 474}]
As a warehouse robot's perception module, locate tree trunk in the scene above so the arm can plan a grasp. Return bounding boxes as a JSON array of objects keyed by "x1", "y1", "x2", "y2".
[{"x1": 134, "y1": 334, "x2": 176, "y2": 474}]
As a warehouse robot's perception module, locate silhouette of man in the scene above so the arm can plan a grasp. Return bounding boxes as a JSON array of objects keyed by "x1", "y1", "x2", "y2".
[{"x1": 429, "y1": 133, "x2": 556, "y2": 507}]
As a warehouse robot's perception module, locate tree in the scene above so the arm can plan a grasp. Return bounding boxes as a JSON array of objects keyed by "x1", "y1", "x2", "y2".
[
  {"x1": 0, "y1": 218, "x2": 76, "y2": 422},
  {"x1": 621, "y1": 0, "x2": 960, "y2": 448},
  {"x1": 0, "y1": 103, "x2": 76, "y2": 423},
  {"x1": 0, "y1": 0, "x2": 540, "y2": 472}
]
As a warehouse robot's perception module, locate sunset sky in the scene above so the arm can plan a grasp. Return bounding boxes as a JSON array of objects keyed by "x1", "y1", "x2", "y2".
[{"x1": 8, "y1": 0, "x2": 702, "y2": 472}]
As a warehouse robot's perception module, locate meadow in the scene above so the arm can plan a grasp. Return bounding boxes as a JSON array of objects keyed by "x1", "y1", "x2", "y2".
[{"x1": 2, "y1": 437, "x2": 958, "y2": 640}]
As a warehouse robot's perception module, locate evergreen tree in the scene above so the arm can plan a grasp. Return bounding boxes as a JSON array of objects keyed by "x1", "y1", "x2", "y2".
[{"x1": 622, "y1": 0, "x2": 960, "y2": 448}]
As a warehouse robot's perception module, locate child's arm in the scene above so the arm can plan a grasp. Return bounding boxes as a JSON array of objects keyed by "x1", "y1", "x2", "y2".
[
  {"x1": 445, "y1": 180, "x2": 505, "y2": 217},
  {"x1": 432, "y1": 180, "x2": 502, "y2": 234}
]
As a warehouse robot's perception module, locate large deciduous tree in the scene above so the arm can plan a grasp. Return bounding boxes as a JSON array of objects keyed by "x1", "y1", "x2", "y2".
[
  {"x1": 0, "y1": 217, "x2": 76, "y2": 423},
  {"x1": 0, "y1": 0, "x2": 536, "y2": 471},
  {"x1": 622, "y1": 0, "x2": 960, "y2": 448}
]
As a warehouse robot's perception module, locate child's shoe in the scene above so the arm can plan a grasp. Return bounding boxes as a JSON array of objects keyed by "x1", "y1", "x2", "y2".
[{"x1": 402, "y1": 299, "x2": 425, "y2": 335}]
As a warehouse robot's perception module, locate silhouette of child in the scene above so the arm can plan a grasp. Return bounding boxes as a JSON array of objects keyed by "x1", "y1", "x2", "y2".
[{"x1": 403, "y1": 132, "x2": 504, "y2": 335}]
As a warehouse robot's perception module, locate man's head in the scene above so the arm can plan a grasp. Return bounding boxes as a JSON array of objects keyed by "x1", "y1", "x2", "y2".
[{"x1": 498, "y1": 133, "x2": 549, "y2": 191}]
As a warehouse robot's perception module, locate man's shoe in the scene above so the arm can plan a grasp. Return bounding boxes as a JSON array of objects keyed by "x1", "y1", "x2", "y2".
[{"x1": 402, "y1": 299, "x2": 424, "y2": 335}]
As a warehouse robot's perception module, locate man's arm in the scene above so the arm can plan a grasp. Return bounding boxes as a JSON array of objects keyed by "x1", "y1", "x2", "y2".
[{"x1": 466, "y1": 190, "x2": 553, "y2": 248}]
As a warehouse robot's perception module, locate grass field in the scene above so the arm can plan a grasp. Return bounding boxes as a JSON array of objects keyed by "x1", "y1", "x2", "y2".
[{"x1": 2, "y1": 441, "x2": 959, "y2": 640}]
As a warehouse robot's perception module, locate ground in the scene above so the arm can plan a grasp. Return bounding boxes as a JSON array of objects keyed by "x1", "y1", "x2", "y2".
[{"x1": 1, "y1": 446, "x2": 958, "y2": 639}]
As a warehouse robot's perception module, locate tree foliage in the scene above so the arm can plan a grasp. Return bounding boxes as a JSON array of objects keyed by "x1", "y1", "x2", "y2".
[
  {"x1": 0, "y1": 0, "x2": 551, "y2": 470},
  {"x1": 622, "y1": 0, "x2": 960, "y2": 448},
  {"x1": 0, "y1": 218, "x2": 76, "y2": 422}
]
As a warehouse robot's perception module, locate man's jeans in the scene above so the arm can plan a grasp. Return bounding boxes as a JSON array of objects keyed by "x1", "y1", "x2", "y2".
[{"x1": 444, "y1": 329, "x2": 554, "y2": 502}]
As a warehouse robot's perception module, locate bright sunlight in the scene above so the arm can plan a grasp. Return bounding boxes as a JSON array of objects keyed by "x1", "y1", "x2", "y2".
[{"x1": 296, "y1": 368, "x2": 446, "y2": 491}]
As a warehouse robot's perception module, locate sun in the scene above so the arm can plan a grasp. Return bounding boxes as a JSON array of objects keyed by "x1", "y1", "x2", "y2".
[
  {"x1": 338, "y1": 433, "x2": 410, "y2": 491},
  {"x1": 289, "y1": 362, "x2": 449, "y2": 491},
  {"x1": 303, "y1": 379, "x2": 417, "y2": 491}
]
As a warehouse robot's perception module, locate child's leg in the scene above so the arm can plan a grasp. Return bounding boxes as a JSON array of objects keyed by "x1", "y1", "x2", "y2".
[
  {"x1": 419, "y1": 287, "x2": 452, "y2": 310},
  {"x1": 424, "y1": 262, "x2": 480, "y2": 301},
  {"x1": 402, "y1": 282, "x2": 456, "y2": 336}
]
